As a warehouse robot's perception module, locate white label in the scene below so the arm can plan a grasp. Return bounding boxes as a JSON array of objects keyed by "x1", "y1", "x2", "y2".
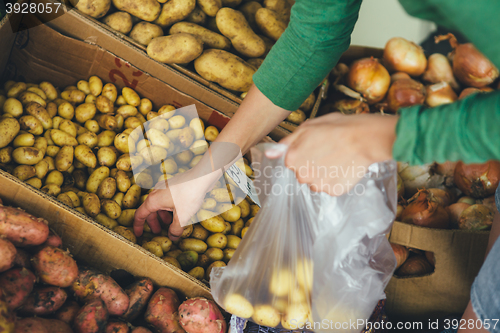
[{"x1": 226, "y1": 164, "x2": 260, "y2": 207}]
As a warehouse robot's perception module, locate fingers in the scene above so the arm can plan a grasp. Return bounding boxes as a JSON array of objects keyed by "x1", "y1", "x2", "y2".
[
  {"x1": 168, "y1": 212, "x2": 185, "y2": 241},
  {"x1": 157, "y1": 210, "x2": 173, "y2": 228},
  {"x1": 133, "y1": 189, "x2": 171, "y2": 237},
  {"x1": 146, "y1": 213, "x2": 162, "y2": 234}
]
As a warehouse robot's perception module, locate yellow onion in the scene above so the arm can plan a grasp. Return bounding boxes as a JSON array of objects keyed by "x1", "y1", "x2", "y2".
[
  {"x1": 434, "y1": 161, "x2": 457, "y2": 187},
  {"x1": 435, "y1": 33, "x2": 499, "y2": 88},
  {"x1": 396, "y1": 256, "x2": 434, "y2": 276},
  {"x1": 346, "y1": 57, "x2": 391, "y2": 104},
  {"x1": 383, "y1": 37, "x2": 427, "y2": 76},
  {"x1": 476, "y1": 196, "x2": 498, "y2": 213},
  {"x1": 458, "y1": 204, "x2": 494, "y2": 230},
  {"x1": 390, "y1": 72, "x2": 411, "y2": 83},
  {"x1": 386, "y1": 78, "x2": 426, "y2": 113},
  {"x1": 446, "y1": 202, "x2": 471, "y2": 228},
  {"x1": 425, "y1": 251, "x2": 435, "y2": 267},
  {"x1": 401, "y1": 189, "x2": 449, "y2": 229},
  {"x1": 333, "y1": 99, "x2": 370, "y2": 115},
  {"x1": 458, "y1": 196, "x2": 476, "y2": 205},
  {"x1": 427, "y1": 188, "x2": 454, "y2": 207},
  {"x1": 422, "y1": 53, "x2": 460, "y2": 90},
  {"x1": 397, "y1": 173, "x2": 405, "y2": 199},
  {"x1": 425, "y1": 82, "x2": 458, "y2": 107},
  {"x1": 458, "y1": 87, "x2": 482, "y2": 100},
  {"x1": 390, "y1": 243, "x2": 409, "y2": 269},
  {"x1": 398, "y1": 163, "x2": 444, "y2": 198},
  {"x1": 454, "y1": 161, "x2": 500, "y2": 198},
  {"x1": 396, "y1": 204, "x2": 404, "y2": 220}
]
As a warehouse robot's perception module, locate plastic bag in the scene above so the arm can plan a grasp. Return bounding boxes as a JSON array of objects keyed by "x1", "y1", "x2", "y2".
[{"x1": 211, "y1": 143, "x2": 398, "y2": 333}]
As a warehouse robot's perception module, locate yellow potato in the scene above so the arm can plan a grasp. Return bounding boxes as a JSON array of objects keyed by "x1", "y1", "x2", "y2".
[
  {"x1": 216, "y1": 8, "x2": 265, "y2": 57},
  {"x1": 94, "y1": 213, "x2": 118, "y2": 229},
  {"x1": 96, "y1": 177, "x2": 117, "y2": 200},
  {"x1": 162, "y1": 256, "x2": 182, "y2": 269},
  {"x1": 281, "y1": 302, "x2": 309, "y2": 330},
  {"x1": 160, "y1": 158, "x2": 178, "y2": 174},
  {"x1": 146, "y1": 111, "x2": 158, "y2": 121},
  {"x1": 3, "y1": 98, "x2": 23, "y2": 117},
  {"x1": 231, "y1": 219, "x2": 244, "y2": 236},
  {"x1": 77, "y1": 80, "x2": 91, "y2": 95},
  {"x1": 224, "y1": 294, "x2": 254, "y2": 319},
  {"x1": 150, "y1": 236, "x2": 172, "y2": 252},
  {"x1": 95, "y1": 114, "x2": 118, "y2": 131},
  {"x1": 51, "y1": 129, "x2": 78, "y2": 146},
  {"x1": 205, "y1": 260, "x2": 226, "y2": 280},
  {"x1": 52, "y1": 116, "x2": 63, "y2": 130},
  {"x1": 198, "y1": 0, "x2": 221, "y2": 16},
  {"x1": 77, "y1": 131, "x2": 98, "y2": 148},
  {"x1": 45, "y1": 145, "x2": 60, "y2": 157},
  {"x1": 0, "y1": 147, "x2": 13, "y2": 164},
  {"x1": 188, "y1": 266, "x2": 204, "y2": 280},
  {"x1": 13, "y1": 165, "x2": 36, "y2": 181},
  {"x1": 58, "y1": 193, "x2": 75, "y2": 207},
  {"x1": 55, "y1": 145, "x2": 74, "y2": 172},
  {"x1": 252, "y1": 305, "x2": 280, "y2": 327},
  {"x1": 0, "y1": 117, "x2": 20, "y2": 148},
  {"x1": 74, "y1": 145, "x2": 97, "y2": 168},
  {"x1": 69, "y1": 0, "x2": 110, "y2": 18},
  {"x1": 61, "y1": 90, "x2": 85, "y2": 104},
  {"x1": 116, "y1": 154, "x2": 143, "y2": 171},
  {"x1": 286, "y1": 109, "x2": 306, "y2": 125},
  {"x1": 124, "y1": 117, "x2": 142, "y2": 129},
  {"x1": 117, "y1": 209, "x2": 136, "y2": 226},
  {"x1": 18, "y1": 91, "x2": 46, "y2": 107},
  {"x1": 206, "y1": 233, "x2": 227, "y2": 248},
  {"x1": 101, "y1": 83, "x2": 118, "y2": 104},
  {"x1": 204, "y1": 125, "x2": 219, "y2": 142},
  {"x1": 147, "y1": 34, "x2": 203, "y2": 64},
  {"x1": 191, "y1": 224, "x2": 209, "y2": 240},
  {"x1": 147, "y1": 128, "x2": 171, "y2": 149},
  {"x1": 75, "y1": 206, "x2": 87, "y2": 215},
  {"x1": 210, "y1": 188, "x2": 233, "y2": 202},
  {"x1": 170, "y1": 22, "x2": 230, "y2": 50},
  {"x1": 237, "y1": 199, "x2": 250, "y2": 218},
  {"x1": 96, "y1": 147, "x2": 117, "y2": 167},
  {"x1": 143, "y1": 241, "x2": 163, "y2": 257},
  {"x1": 88, "y1": 76, "x2": 103, "y2": 96},
  {"x1": 40, "y1": 183, "x2": 61, "y2": 196},
  {"x1": 269, "y1": 268, "x2": 293, "y2": 297},
  {"x1": 140, "y1": 145, "x2": 167, "y2": 165},
  {"x1": 113, "y1": 226, "x2": 137, "y2": 243},
  {"x1": 221, "y1": 221, "x2": 231, "y2": 235},
  {"x1": 115, "y1": 114, "x2": 124, "y2": 132},
  {"x1": 83, "y1": 193, "x2": 101, "y2": 217},
  {"x1": 239, "y1": 1, "x2": 262, "y2": 32},
  {"x1": 218, "y1": 203, "x2": 241, "y2": 222},
  {"x1": 12, "y1": 147, "x2": 44, "y2": 165},
  {"x1": 96, "y1": 95, "x2": 114, "y2": 114},
  {"x1": 189, "y1": 155, "x2": 203, "y2": 168},
  {"x1": 123, "y1": 184, "x2": 141, "y2": 209},
  {"x1": 116, "y1": 95, "x2": 127, "y2": 106},
  {"x1": 86, "y1": 166, "x2": 110, "y2": 193},
  {"x1": 130, "y1": 22, "x2": 164, "y2": 46},
  {"x1": 112, "y1": 0, "x2": 161, "y2": 21},
  {"x1": 65, "y1": 191, "x2": 81, "y2": 207},
  {"x1": 176, "y1": 127, "x2": 193, "y2": 149},
  {"x1": 75, "y1": 103, "x2": 97, "y2": 123},
  {"x1": 6, "y1": 82, "x2": 27, "y2": 98},
  {"x1": 201, "y1": 198, "x2": 217, "y2": 211},
  {"x1": 59, "y1": 119, "x2": 77, "y2": 137},
  {"x1": 84, "y1": 120, "x2": 100, "y2": 133},
  {"x1": 42, "y1": 156, "x2": 56, "y2": 172},
  {"x1": 186, "y1": 6, "x2": 207, "y2": 25},
  {"x1": 25, "y1": 102, "x2": 52, "y2": 130},
  {"x1": 296, "y1": 258, "x2": 313, "y2": 292},
  {"x1": 103, "y1": 11, "x2": 133, "y2": 34},
  {"x1": 101, "y1": 199, "x2": 122, "y2": 219},
  {"x1": 189, "y1": 118, "x2": 205, "y2": 140},
  {"x1": 250, "y1": 204, "x2": 259, "y2": 217},
  {"x1": 226, "y1": 235, "x2": 241, "y2": 249},
  {"x1": 174, "y1": 150, "x2": 193, "y2": 165},
  {"x1": 25, "y1": 177, "x2": 42, "y2": 189},
  {"x1": 85, "y1": 95, "x2": 97, "y2": 104},
  {"x1": 134, "y1": 171, "x2": 154, "y2": 189},
  {"x1": 97, "y1": 130, "x2": 116, "y2": 147},
  {"x1": 113, "y1": 132, "x2": 133, "y2": 154},
  {"x1": 158, "y1": 105, "x2": 176, "y2": 118},
  {"x1": 179, "y1": 238, "x2": 208, "y2": 253},
  {"x1": 13, "y1": 133, "x2": 35, "y2": 147},
  {"x1": 115, "y1": 170, "x2": 132, "y2": 193},
  {"x1": 39, "y1": 82, "x2": 58, "y2": 101},
  {"x1": 122, "y1": 87, "x2": 141, "y2": 107},
  {"x1": 154, "y1": 0, "x2": 196, "y2": 27},
  {"x1": 136, "y1": 98, "x2": 152, "y2": 116},
  {"x1": 200, "y1": 216, "x2": 226, "y2": 233},
  {"x1": 255, "y1": 8, "x2": 286, "y2": 41},
  {"x1": 57, "y1": 102, "x2": 74, "y2": 120},
  {"x1": 222, "y1": 247, "x2": 235, "y2": 263}
]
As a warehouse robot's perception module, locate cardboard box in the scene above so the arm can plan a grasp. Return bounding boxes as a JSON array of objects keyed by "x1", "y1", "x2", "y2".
[
  {"x1": 385, "y1": 221, "x2": 489, "y2": 321},
  {"x1": 0, "y1": 11, "x2": 261, "y2": 298}
]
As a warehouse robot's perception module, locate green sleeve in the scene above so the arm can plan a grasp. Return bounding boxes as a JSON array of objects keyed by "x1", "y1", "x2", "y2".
[
  {"x1": 393, "y1": 91, "x2": 500, "y2": 165},
  {"x1": 253, "y1": 0, "x2": 362, "y2": 111}
]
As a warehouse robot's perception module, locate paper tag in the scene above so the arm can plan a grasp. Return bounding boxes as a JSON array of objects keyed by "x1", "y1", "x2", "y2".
[{"x1": 225, "y1": 164, "x2": 260, "y2": 207}]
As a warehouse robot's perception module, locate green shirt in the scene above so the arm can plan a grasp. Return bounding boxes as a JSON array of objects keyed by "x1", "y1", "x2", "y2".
[{"x1": 253, "y1": 0, "x2": 500, "y2": 165}]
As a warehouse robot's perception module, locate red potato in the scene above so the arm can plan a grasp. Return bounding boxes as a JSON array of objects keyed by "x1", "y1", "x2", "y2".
[
  {"x1": 14, "y1": 317, "x2": 72, "y2": 333},
  {"x1": 121, "y1": 278, "x2": 154, "y2": 322},
  {"x1": 32, "y1": 229, "x2": 63, "y2": 253},
  {"x1": 0, "y1": 267, "x2": 36, "y2": 310},
  {"x1": 105, "y1": 321, "x2": 130, "y2": 333},
  {"x1": 178, "y1": 298, "x2": 226, "y2": 333},
  {"x1": 72, "y1": 269, "x2": 100, "y2": 300},
  {"x1": 19, "y1": 286, "x2": 68, "y2": 316},
  {"x1": 13, "y1": 249, "x2": 31, "y2": 269},
  {"x1": 132, "y1": 328, "x2": 153, "y2": 333},
  {"x1": 0, "y1": 206, "x2": 49, "y2": 246},
  {"x1": 32, "y1": 246, "x2": 79, "y2": 288},
  {"x1": 74, "y1": 298, "x2": 109, "y2": 333},
  {"x1": 145, "y1": 288, "x2": 185, "y2": 333},
  {"x1": 0, "y1": 237, "x2": 16, "y2": 272},
  {"x1": 55, "y1": 300, "x2": 81, "y2": 325},
  {"x1": 45, "y1": 318, "x2": 74, "y2": 333}
]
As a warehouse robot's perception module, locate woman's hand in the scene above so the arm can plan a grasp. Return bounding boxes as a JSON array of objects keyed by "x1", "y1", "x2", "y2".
[{"x1": 268, "y1": 113, "x2": 399, "y2": 196}]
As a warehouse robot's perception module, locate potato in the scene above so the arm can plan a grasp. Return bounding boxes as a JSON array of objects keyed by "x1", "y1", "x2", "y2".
[
  {"x1": 75, "y1": 103, "x2": 97, "y2": 123},
  {"x1": 130, "y1": 22, "x2": 164, "y2": 46},
  {"x1": 255, "y1": 8, "x2": 286, "y2": 40},
  {"x1": 239, "y1": 1, "x2": 262, "y2": 31},
  {"x1": 54, "y1": 145, "x2": 73, "y2": 172},
  {"x1": 164, "y1": 249, "x2": 182, "y2": 259},
  {"x1": 286, "y1": 109, "x2": 306, "y2": 125},
  {"x1": 32, "y1": 246, "x2": 79, "y2": 287},
  {"x1": 57, "y1": 193, "x2": 74, "y2": 207},
  {"x1": 55, "y1": 300, "x2": 80, "y2": 325},
  {"x1": 3, "y1": 97, "x2": 23, "y2": 117},
  {"x1": 269, "y1": 268, "x2": 292, "y2": 296},
  {"x1": 86, "y1": 166, "x2": 110, "y2": 193},
  {"x1": 97, "y1": 130, "x2": 116, "y2": 147},
  {"x1": 179, "y1": 238, "x2": 207, "y2": 253},
  {"x1": 198, "y1": 0, "x2": 221, "y2": 16},
  {"x1": 230, "y1": 219, "x2": 244, "y2": 237},
  {"x1": 111, "y1": 226, "x2": 136, "y2": 243},
  {"x1": 61, "y1": 90, "x2": 86, "y2": 104},
  {"x1": 6, "y1": 82, "x2": 26, "y2": 98},
  {"x1": 200, "y1": 215, "x2": 226, "y2": 233},
  {"x1": 121, "y1": 184, "x2": 140, "y2": 209},
  {"x1": 19, "y1": 286, "x2": 67, "y2": 316},
  {"x1": 73, "y1": 145, "x2": 96, "y2": 169},
  {"x1": 114, "y1": 170, "x2": 131, "y2": 193},
  {"x1": 205, "y1": 260, "x2": 225, "y2": 281},
  {"x1": 95, "y1": 147, "x2": 116, "y2": 167},
  {"x1": 155, "y1": 0, "x2": 196, "y2": 27},
  {"x1": 116, "y1": 95, "x2": 127, "y2": 105},
  {"x1": 69, "y1": 0, "x2": 110, "y2": 18},
  {"x1": 195, "y1": 49, "x2": 256, "y2": 91},
  {"x1": 97, "y1": 177, "x2": 117, "y2": 199},
  {"x1": 140, "y1": 145, "x2": 167, "y2": 165},
  {"x1": 300, "y1": 92, "x2": 315, "y2": 112},
  {"x1": 100, "y1": 83, "x2": 117, "y2": 104},
  {"x1": 210, "y1": 188, "x2": 233, "y2": 202},
  {"x1": 96, "y1": 114, "x2": 118, "y2": 131},
  {"x1": 41, "y1": 183, "x2": 61, "y2": 196},
  {"x1": 219, "y1": 203, "x2": 241, "y2": 222},
  {"x1": 56, "y1": 102, "x2": 74, "y2": 120},
  {"x1": 125, "y1": 116, "x2": 142, "y2": 129},
  {"x1": 65, "y1": 191, "x2": 81, "y2": 207},
  {"x1": 0, "y1": 117, "x2": 20, "y2": 148},
  {"x1": 51, "y1": 129, "x2": 78, "y2": 146},
  {"x1": 223, "y1": 293, "x2": 253, "y2": 319},
  {"x1": 11, "y1": 165, "x2": 34, "y2": 181},
  {"x1": 174, "y1": 149, "x2": 193, "y2": 165},
  {"x1": 0, "y1": 238, "x2": 16, "y2": 272},
  {"x1": 0, "y1": 146, "x2": 12, "y2": 164},
  {"x1": 250, "y1": 204, "x2": 259, "y2": 217},
  {"x1": 18, "y1": 91, "x2": 47, "y2": 107},
  {"x1": 176, "y1": 251, "x2": 198, "y2": 270},
  {"x1": 12, "y1": 147, "x2": 44, "y2": 165},
  {"x1": 76, "y1": 80, "x2": 91, "y2": 94},
  {"x1": 206, "y1": 233, "x2": 227, "y2": 249},
  {"x1": 116, "y1": 154, "x2": 143, "y2": 172},
  {"x1": 160, "y1": 158, "x2": 178, "y2": 174},
  {"x1": 84, "y1": 120, "x2": 99, "y2": 133},
  {"x1": 252, "y1": 304, "x2": 280, "y2": 327},
  {"x1": 95, "y1": 96, "x2": 113, "y2": 114},
  {"x1": 190, "y1": 225, "x2": 209, "y2": 242},
  {"x1": 186, "y1": 5, "x2": 207, "y2": 25},
  {"x1": 147, "y1": 128, "x2": 171, "y2": 149},
  {"x1": 83, "y1": 193, "x2": 101, "y2": 217},
  {"x1": 39, "y1": 81, "x2": 57, "y2": 101},
  {"x1": 45, "y1": 170, "x2": 64, "y2": 186},
  {"x1": 170, "y1": 22, "x2": 230, "y2": 50},
  {"x1": 148, "y1": 34, "x2": 203, "y2": 64},
  {"x1": 13, "y1": 133, "x2": 35, "y2": 147},
  {"x1": 117, "y1": 209, "x2": 136, "y2": 226},
  {"x1": 216, "y1": 8, "x2": 265, "y2": 57},
  {"x1": 73, "y1": 299, "x2": 109, "y2": 333},
  {"x1": 222, "y1": 247, "x2": 235, "y2": 263},
  {"x1": 134, "y1": 172, "x2": 154, "y2": 189},
  {"x1": 147, "y1": 237, "x2": 171, "y2": 253},
  {"x1": 145, "y1": 288, "x2": 184, "y2": 333},
  {"x1": 76, "y1": 132, "x2": 97, "y2": 149},
  {"x1": 142, "y1": 241, "x2": 163, "y2": 257},
  {"x1": 0, "y1": 267, "x2": 35, "y2": 310},
  {"x1": 112, "y1": 0, "x2": 161, "y2": 21},
  {"x1": 58, "y1": 119, "x2": 77, "y2": 137},
  {"x1": 281, "y1": 302, "x2": 309, "y2": 329},
  {"x1": 18, "y1": 115, "x2": 43, "y2": 135},
  {"x1": 103, "y1": 11, "x2": 133, "y2": 34},
  {"x1": 226, "y1": 235, "x2": 241, "y2": 249},
  {"x1": 101, "y1": 199, "x2": 122, "y2": 219}
]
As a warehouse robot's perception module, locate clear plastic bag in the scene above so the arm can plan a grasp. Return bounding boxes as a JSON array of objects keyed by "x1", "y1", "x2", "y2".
[{"x1": 211, "y1": 143, "x2": 398, "y2": 333}]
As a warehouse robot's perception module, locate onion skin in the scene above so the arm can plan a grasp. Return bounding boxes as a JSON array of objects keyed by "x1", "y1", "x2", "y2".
[
  {"x1": 446, "y1": 202, "x2": 471, "y2": 228},
  {"x1": 434, "y1": 161, "x2": 457, "y2": 187},
  {"x1": 386, "y1": 78, "x2": 426, "y2": 113},
  {"x1": 458, "y1": 204, "x2": 494, "y2": 230},
  {"x1": 435, "y1": 33, "x2": 499, "y2": 88},
  {"x1": 458, "y1": 196, "x2": 476, "y2": 205},
  {"x1": 454, "y1": 161, "x2": 500, "y2": 198},
  {"x1": 396, "y1": 256, "x2": 433, "y2": 276},
  {"x1": 427, "y1": 188, "x2": 454, "y2": 207},
  {"x1": 425, "y1": 82, "x2": 457, "y2": 107},
  {"x1": 397, "y1": 173, "x2": 405, "y2": 199},
  {"x1": 333, "y1": 99, "x2": 370, "y2": 115},
  {"x1": 422, "y1": 53, "x2": 460, "y2": 90},
  {"x1": 398, "y1": 163, "x2": 444, "y2": 198},
  {"x1": 401, "y1": 190, "x2": 450, "y2": 229},
  {"x1": 425, "y1": 252, "x2": 435, "y2": 267},
  {"x1": 458, "y1": 87, "x2": 481, "y2": 100},
  {"x1": 476, "y1": 196, "x2": 498, "y2": 213},
  {"x1": 390, "y1": 243, "x2": 409, "y2": 269},
  {"x1": 391, "y1": 72, "x2": 411, "y2": 83},
  {"x1": 383, "y1": 37, "x2": 427, "y2": 76},
  {"x1": 346, "y1": 57, "x2": 391, "y2": 104}
]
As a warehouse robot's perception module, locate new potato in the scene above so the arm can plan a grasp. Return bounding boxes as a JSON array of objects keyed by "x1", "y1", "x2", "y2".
[
  {"x1": 186, "y1": 6, "x2": 207, "y2": 25},
  {"x1": 86, "y1": 166, "x2": 110, "y2": 193},
  {"x1": 3, "y1": 97, "x2": 23, "y2": 117},
  {"x1": 12, "y1": 147, "x2": 44, "y2": 165},
  {"x1": 117, "y1": 209, "x2": 136, "y2": 226},
  {"x1": 170, "y1": 22, "x2": 230, "y2": 50},
  {"x1": 103, "y1": 11, "x2": 133, "y2": 34},
  {"x1": 101, "y1": 199, "x2": 122, "y2": 219},
  {"x1": 55, "y1": 146, "x2": 74, "y2": 172},
  {"x1": 130, "y1": 22, "x2": 164, "y2": 45},
  {"x1": 255, "y1": 8, "x2": 286, "y2": 41},
  {"x1": 147, "y1": 34, "x2": 203, "y2": 64},
  {"x1": 154, "y1": 0, "x2": 196, "y2": 27},
  {"x1": 112, "y1": 0, "x2": 161, "y2": 22},
  {"x1": 69, "y1": 0, "x2": 111, "y2": 18}
]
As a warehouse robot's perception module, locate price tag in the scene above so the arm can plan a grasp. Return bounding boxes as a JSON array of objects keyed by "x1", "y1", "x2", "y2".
[{"x1": 225, "y1": 163, "x2": 260, "y2": 207}]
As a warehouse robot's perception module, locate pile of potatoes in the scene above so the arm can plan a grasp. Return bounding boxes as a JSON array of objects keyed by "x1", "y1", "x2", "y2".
[
  {"x1": 69, "y1": 0, "x2": 316, "y2": 124},
  {"x1": 0, "y1": 201, "x2": 228, "y2": 333},
  {"x1": 0, "y1": 76, "x2": 257, "y2": 280}
]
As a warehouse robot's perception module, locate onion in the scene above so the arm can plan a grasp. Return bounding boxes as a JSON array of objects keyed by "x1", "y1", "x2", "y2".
[
  {"x1": 425, "y1": 82, "x2": 458, "y2": 107},
  {"x1": 383, "y1": 37, "x2": 427, "y2": 76},
  {"x1": 391, "y1": 72, "x2": 411, "y2": 83},
  {"x1": 427, "y1": 188, "x2": 454, "y2": 207},
  {"x1": 425, "y1": 252, "x2": 435, "y2": 267},
  {"x1": 458, "y1": 196, "x2": 477, "y2": 205},
  {"x1": 401, "y1": 189, "x2": 450, "y2": 228},
  {"x1": 481, "y1": 87, "x2": 494, "y2": 92},
  {"x1": 458, "y1": 204, "x2": 494, "y2": 230},
  {"x1": 396, "y1": 256, "x2": 434, "y2": 276},
  {"x1": 346, "y1": 57, "x2": 391, "y2": 104},
  {"x1": 386, "y1": 78, "x2": 426, "y2": 113},
  {"x1": 333, "y1": 99, "x2": 370, "y2": 115},
  {"x1": 454, "y1": 161, "x2": 500, "y2": 198},
  {"x1": 476, "y1": 196, "x2": 498, "y2": 213},
  {"x1": 458, "y1": 87, "x2": 481, "y2": 100},
  {"x1": 398, "y1": 163, "x2": 444, "y2": 198},
  {"x1": 396, "y1": 204, "x2": 404, "y2": 220},
  {"x1": 434, "y1": 161, "x2": 457, "y2": 187},
  {"x1": 435, "y1": 33, "x2": 499, "y2": 88},
  {"x1": 391, "y1": 243, "x2": 409, "y2": 269},
  {"x1": 397, "y1": 174, "x2": 405, "y2": 199},
  {"x1": 422, "y1": 53, "x2": 460, "y2": 90},
  {"x1": 446, "y1": 202, "x2": 471, "y2": 228}
]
